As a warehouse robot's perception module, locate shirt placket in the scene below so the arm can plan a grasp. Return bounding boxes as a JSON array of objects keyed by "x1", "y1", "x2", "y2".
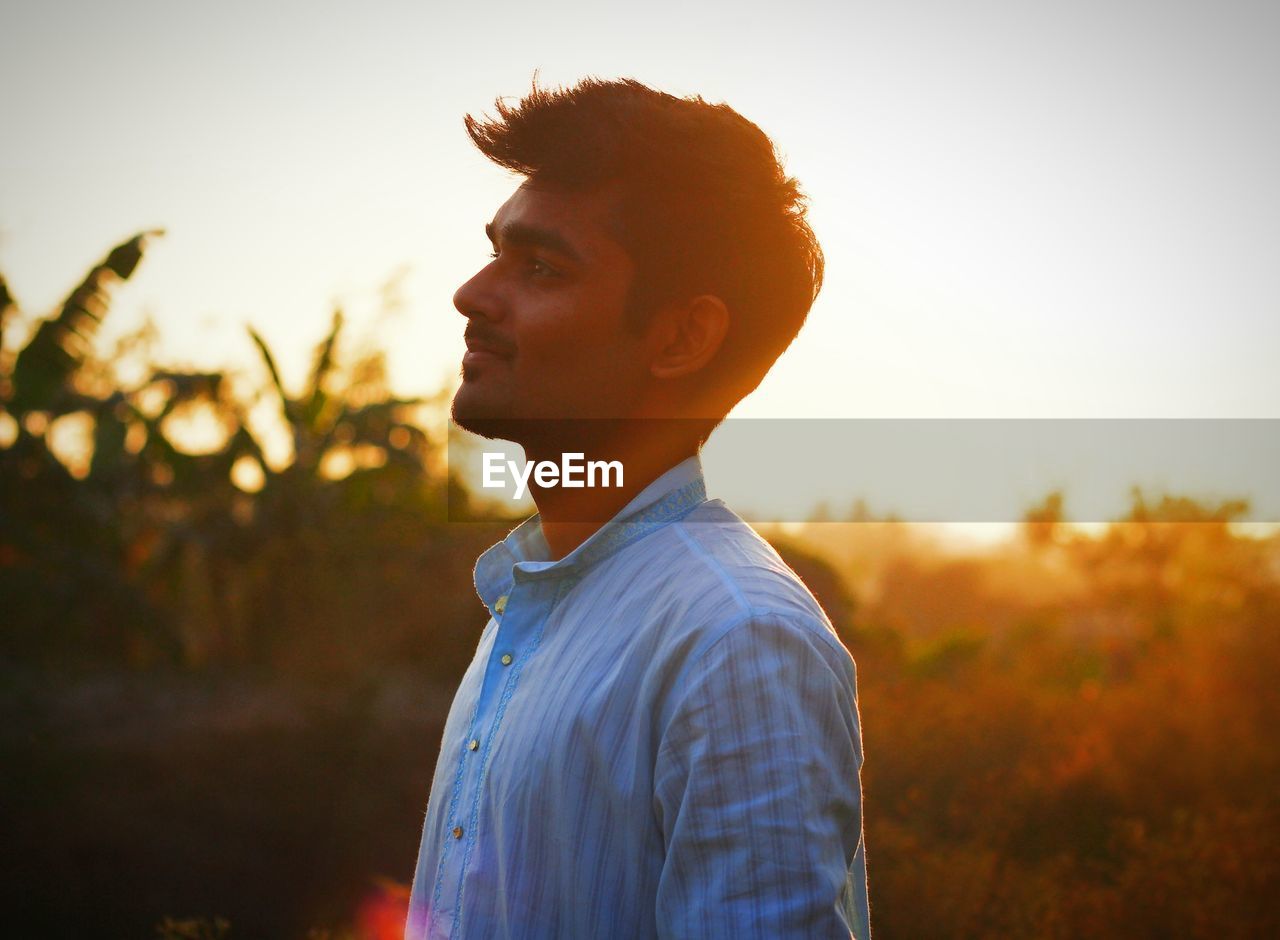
[{"x1": 430, "y1": 576, "x2": 560, "y2": 938}]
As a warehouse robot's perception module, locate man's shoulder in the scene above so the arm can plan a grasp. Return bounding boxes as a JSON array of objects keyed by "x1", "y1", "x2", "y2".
[{"x1": 603, "y1": 498, "x2": 846, "y2": 656}]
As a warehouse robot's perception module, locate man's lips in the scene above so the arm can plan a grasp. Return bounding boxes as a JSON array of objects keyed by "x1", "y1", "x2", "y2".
[
  {"x1": 462, "y1": 330, "x2": 515, "y2": 368},
  {"x1": 462, "y1": 347, "x2": 510, "y2": 369}
]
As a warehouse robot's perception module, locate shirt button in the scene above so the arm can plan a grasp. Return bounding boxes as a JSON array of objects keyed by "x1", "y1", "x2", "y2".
[
  {"x1": 500, "y1": 653, "x2": 513, "y2": 666},
  {"x1": 467, "y1": 738, "x2": 479, "y2": 751},
  {"x1": 494, "y1": 594, "x2": 508, "y2": 615},
  {"x1": 452, "y1": 826, "x2": 464, "y2": 839}
]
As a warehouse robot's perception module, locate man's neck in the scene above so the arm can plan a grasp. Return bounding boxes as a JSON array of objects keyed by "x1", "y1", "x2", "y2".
[{"x1": 526, "y1": 438, "x2": 697, "y2": 560}]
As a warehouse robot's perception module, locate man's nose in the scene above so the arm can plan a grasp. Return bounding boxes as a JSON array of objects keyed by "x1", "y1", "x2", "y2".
[{"x1": 453, "y1": 264, "x2": 503, "y2": 321}]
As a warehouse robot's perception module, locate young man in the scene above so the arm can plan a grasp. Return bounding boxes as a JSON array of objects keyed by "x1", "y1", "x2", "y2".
[{"x1": 406, "y1": 78, "x2": 870, "y2": 939}]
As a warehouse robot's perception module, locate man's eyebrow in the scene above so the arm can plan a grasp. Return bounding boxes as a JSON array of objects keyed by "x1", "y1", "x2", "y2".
[{"x1": 485, "y1": 221, "x2": 584, "y2": 263}]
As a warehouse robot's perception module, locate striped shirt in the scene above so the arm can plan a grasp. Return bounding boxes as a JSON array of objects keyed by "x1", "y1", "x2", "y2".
[{"x1": 406, "y1": 456, "x2": 870, "y2": 939}]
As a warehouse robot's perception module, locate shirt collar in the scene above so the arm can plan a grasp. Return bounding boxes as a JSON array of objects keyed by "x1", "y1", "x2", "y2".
[{"x1": 474, "y1": 454, "x2": 707, "y2": 613}]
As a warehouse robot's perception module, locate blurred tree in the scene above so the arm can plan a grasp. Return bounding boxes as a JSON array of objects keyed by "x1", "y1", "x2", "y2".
[
  {"x1": 6, "y1": 230, "x2": 162, "y2": 418},
  {"x1": 0, "y1": 232, "x2": 173, "y2": 663},
  {"x1": 1022, "y1": 490, "x2": 1066, "y2": 550},
  {"x1": 233, "y1": 312, "x2": 469, "y2": 675},
  {"x1": 1, "y1": 235, "x2": 486, "y2": 675}
]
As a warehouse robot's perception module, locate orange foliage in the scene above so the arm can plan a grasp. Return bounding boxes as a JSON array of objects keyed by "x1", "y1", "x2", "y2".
[{"x1": 788, "y1": 505, "x2": 1280, "y2": 937}]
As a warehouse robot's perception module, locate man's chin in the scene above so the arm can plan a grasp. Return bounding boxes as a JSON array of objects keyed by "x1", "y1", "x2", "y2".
[
  {"x1": 452, "y1": 414, "x2": 520, "y2": 442},
  {"x1": 451, "y1": 392, "x2": 520, "y2": 443}
]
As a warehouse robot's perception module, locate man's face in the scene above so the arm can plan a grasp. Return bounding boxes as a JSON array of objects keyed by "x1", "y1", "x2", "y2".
[{"x1": 451, "y1": 182, "x2": 652, "y2": 441}]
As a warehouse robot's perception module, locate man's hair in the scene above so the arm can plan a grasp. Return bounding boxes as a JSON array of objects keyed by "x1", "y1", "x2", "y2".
[{"x1": 465, "y1": 77, "x2": 824, "y2": 407}]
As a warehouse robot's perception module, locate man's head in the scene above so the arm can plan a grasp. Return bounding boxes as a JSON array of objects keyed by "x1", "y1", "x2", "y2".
[{"x1": 451, "y1": 78, "x2": 823, "y2": 444}]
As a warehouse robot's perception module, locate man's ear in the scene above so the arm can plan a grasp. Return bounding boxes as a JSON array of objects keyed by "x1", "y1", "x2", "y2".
[{"x1": 648, "y1": 295, "x2": 730, "y2": 380}]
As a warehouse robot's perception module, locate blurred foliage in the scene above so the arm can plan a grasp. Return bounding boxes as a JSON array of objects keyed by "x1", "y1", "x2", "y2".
[
  {"x1": 1, "y1": 234, "x2": 495, "y2": 680},
  {"x1": 2, "y1": 238, "x2": 1278, "y2": 937},
  {"x1": 833, "y1": 498, "x2": 1280, "y2": 938}
]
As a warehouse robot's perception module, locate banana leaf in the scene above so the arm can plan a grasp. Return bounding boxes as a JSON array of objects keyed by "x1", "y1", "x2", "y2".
[
  {"x1": 0, "y1": 272, "x2": 15, "y2": 361},
  {"x1": 9, "y1": 230, "x2": 162, "y2": 415}
]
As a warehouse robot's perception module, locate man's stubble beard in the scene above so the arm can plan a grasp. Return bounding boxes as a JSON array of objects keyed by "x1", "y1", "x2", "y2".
[{"x1": 451, "y1": 384, "x2": 523, "y2": 444}]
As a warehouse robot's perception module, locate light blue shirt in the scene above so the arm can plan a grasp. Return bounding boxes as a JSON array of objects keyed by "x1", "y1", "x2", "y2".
[{"x1": 406, "y1": 456, "x2": 870, "y2": 939}]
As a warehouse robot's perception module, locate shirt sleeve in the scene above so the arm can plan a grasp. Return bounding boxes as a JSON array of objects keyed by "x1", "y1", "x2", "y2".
[{"x1": 652, "y1": 611, "x2": 871, "y2": 939}]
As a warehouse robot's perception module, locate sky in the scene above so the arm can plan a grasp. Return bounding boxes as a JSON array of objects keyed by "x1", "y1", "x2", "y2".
[{"x1": 3, "y1": 0, "x2": 1278, "y2": 523}]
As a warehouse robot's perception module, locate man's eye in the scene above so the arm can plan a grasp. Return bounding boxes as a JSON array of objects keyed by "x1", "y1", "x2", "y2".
[{"x1": 488, "y1": 248, "x2": 558, "y2": 278}]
